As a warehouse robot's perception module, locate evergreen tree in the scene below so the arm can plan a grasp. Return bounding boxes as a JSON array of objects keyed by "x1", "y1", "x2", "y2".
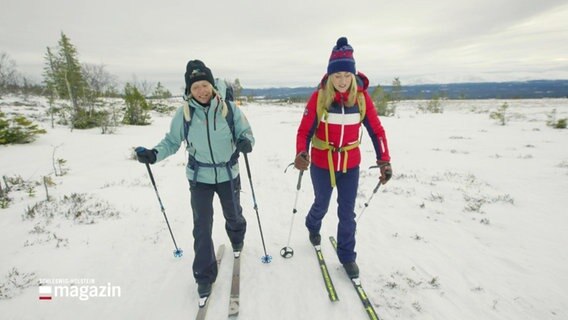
[
  {"x1": 371, "y1": 78, "x2": 401, "y2": 117},
  {"x1": 57, "y1": 33, "x2": 86, "y2": 110},
  {"x1": 122, "y1": 83, "x2": 151, "y2": 125},
  {"x1": 43, "y1": 32, "x2": 89, "y2": 129},
  {"x1": 391, "y1": 77, "x2": 402, "y2": 102},
  {"x1": 371, "y1": 84, "x2": 395, "y2": 116},
  {"x1": 151, "y1": 82, "x2": 172, "y2": 99},
  {"x1": 0, "y1": 112, "x2": 47, "y2": 144},
  {"x1": 43, "y1": 47, "x2": 59, "y2": 98}
]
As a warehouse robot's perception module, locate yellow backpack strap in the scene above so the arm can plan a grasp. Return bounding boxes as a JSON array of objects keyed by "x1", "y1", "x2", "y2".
[
  {"x1": 312, "y1": 90, "x2": 336, "y2": 186},
  {"x1": 357, "y1": 92, "x2": 366, "y2": 122},
  {"x1": 312, "y1": 89, "x2": 328, "y2": 148},
  {"x1": 316, "y1": 89, "x2": 326, "y2": 125}
]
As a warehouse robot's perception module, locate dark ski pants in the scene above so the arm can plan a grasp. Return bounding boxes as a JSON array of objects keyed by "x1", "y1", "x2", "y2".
[
  {"x1": 305, "y1": 165, "x2": 359, "y2": 264},
  {"x1": 189, "y1": 176, "x2": 246, "y2": 284}
]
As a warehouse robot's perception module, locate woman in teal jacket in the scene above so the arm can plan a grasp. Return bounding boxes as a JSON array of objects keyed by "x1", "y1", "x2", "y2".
[{"x1": 136, "y1": 60, "x2": 254, "y2": 299}]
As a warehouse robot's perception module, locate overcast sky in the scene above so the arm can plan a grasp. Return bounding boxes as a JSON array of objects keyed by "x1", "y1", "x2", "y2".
[{"x1": 2, "y1": 0, "x2": 568, "y2": 93}]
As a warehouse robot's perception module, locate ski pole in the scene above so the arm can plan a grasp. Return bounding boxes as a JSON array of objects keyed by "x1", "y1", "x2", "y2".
[
  {"x1": 143, "y1": 163, "x2": 183, "y2": 258},
  {"x1": 280, "y1": 168, "x2": 304, "y2": 258},
  {"x1": 356, "y1": 165, "x2": 384, "y2": 223},
  {"x1": 356, "y1": 180, "x2": 382, "y2": 223},
  {"x1": 243, "y1": 153, "x2": 272, "y2": 264}
]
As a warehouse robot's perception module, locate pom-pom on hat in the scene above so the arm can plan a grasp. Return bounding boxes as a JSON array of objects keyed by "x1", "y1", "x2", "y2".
[
  {"x1": 327, "y1": 37, "x2": 356, "y2": 75},
  {"x1": 184, "y1": 60, "x2": 215, "y2": 94}
]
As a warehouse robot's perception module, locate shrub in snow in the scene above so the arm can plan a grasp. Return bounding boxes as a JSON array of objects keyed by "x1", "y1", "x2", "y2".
[
  {"x1": 490, "y1": 102, "x2": 508, "y2": 125},
  {"x1": 0, "y1": 268, "x2": 36, "y2": 300},
  {"x1": 122, "y1": 83, "x2": 151, "y2": 125},
  {"x1": 417, "y1": 95, "x2": 444, "y2": 114},
  {"x1": 0, "y1": 112, "x2": 46, "y2": 144},
  {"x1": 463, "y1": 193, "x2": 514, "y2": 214},
  {"x1": 0, "y1": 195, "x2": 9, "y2": 208},
  {"x1": 24, "y1": 230, "x2": 69, "y2": 248},
  {"x1": 23, "y1": 193, "x2": 119, "y2": 224},
  {"x1": 0, "y1": 175, "x2": 43, "y2": 208},
  {"x1": 2, "y1": 175, "x2": 38, "y2": 192},
  {"x1": 546, "y1": 109, "x2": 567, "y2": 129}
]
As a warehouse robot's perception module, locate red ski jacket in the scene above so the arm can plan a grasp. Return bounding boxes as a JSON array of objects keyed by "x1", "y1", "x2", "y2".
[{"x1": 296, "y1": 73, "x2": 390, "y2": 171}]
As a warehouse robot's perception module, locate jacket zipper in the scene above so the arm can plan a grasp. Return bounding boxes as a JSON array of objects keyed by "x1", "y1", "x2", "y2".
[
  {"x1": 204, "y1": 107, "x2": 218, "y2": 183},
  {"x1": 337, "y1": 97, "x2": 346, "y2": 171}
]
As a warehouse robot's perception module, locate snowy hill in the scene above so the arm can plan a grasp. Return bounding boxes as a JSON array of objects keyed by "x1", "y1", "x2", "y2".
[{"x1": 1, "y1": 95, "x2": 567, "y2": 320}]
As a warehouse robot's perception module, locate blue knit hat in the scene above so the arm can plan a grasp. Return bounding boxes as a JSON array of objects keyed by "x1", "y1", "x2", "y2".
[{"x1": 327, "y1": 37, "x2": 356, "y2": 75}]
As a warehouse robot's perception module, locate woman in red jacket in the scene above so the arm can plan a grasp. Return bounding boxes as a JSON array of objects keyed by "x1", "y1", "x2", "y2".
[{"x1": 294, "y1": 37, "x2": 392, "y2": 279}]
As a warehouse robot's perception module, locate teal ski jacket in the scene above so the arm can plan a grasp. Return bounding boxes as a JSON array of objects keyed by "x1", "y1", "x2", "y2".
[{"x1": 153, "y1": 86, "x2": 254, "y2": 184}]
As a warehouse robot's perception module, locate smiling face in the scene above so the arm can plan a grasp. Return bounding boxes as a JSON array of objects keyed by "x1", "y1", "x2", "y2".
[
  {"x1": 190, "y1": 80, "x2": 213, "y2": 104},
  {"x1": 330, "y1": 72, "x2": 353, "y2": 93}
]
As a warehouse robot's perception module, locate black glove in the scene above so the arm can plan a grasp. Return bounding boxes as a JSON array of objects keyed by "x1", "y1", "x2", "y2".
[
  {"x1": 377, "y1": 160, "x2": 392, "y2": 184},
  {"x1": 135, "y1": 147, "x2": 157, "y2": 164},
  {"x1": 294, "y1": 151, "x2": 310, "y2": 171},
  {"x1": 236, "y1": 139, "x2": 252, "y2": 154}
]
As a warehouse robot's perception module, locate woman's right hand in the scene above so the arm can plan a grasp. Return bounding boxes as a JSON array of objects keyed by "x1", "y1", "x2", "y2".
[
  {"x1": 294, "y1": 151, "x2": 310, "y2": 171},
  {"x1": 135, "y1": 147, "x2": 157, "y2": 164}
]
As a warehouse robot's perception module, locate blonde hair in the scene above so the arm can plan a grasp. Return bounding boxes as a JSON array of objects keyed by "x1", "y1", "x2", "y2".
[
  {"x1": 318, "y1": 74, "x2": 358, "y2": 112},
  {"x1": 212, "y1": 87, "x2": 229, "y2": 117}
]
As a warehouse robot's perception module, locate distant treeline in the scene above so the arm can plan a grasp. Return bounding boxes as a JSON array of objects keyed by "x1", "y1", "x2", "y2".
[{"x1": 242, "y1": 80, "x2": 568, "y2": 100}]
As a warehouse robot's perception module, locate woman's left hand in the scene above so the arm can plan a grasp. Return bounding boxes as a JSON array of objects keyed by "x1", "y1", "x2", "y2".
[{"x1": 377, "y1": 160, "x2": 392, "y2": 184}]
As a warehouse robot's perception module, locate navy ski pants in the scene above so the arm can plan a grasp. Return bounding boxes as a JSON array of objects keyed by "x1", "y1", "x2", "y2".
[
  {"x1": 189, "y1": 176, "x2": 246, "y2": 284},
  {"x1": 305, "y1": 165, "x2": 359, "y2": 264}
]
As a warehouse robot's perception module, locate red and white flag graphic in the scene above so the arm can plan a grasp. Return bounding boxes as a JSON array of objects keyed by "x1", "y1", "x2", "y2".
[{"x1": 39, "y1": 285, "x2": 52, "y2": 300}]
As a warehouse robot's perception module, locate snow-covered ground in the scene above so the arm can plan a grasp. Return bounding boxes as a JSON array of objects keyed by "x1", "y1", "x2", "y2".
[{"x1": 1, "y1": 95, "x2": 567, "y2": 320}]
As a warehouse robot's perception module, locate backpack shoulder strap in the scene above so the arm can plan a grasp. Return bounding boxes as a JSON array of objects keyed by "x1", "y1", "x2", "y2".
[
  {"x1": 315, "y1": 89, "x2": 327, "y2": 127},
  {"x1": 357, "y1": 92, "x2": 366, "y2": 122},
  {"x1": 225, "y1": 84, "x2": 234, "y2": 102},
  {"x1": 225, "y1": 100, "x2": 237, "y2": 143},
  {"x1": 183, "y1": 100, "x2": 237, "y2": 146},
  {"x1": 183, "y1": 103, "x2": 194, "y2": 145},
  {"x1": 316, "y1": 91, "x2": 365, "y2": 126}
]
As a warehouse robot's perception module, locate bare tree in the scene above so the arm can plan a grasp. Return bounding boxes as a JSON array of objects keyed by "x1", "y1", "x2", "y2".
[
  {"x1": 82, "y1": 63, "x2": 118, "y2": 96},
  {"x1": 232, "y1": 78, "x2": 243, "y2": 99},
  {"x1": 130, "y1": 75, "x2": 155, "y2": 97},
  {"x1": 0, "y1": 52, "x2": 20, "y2": 94}
]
